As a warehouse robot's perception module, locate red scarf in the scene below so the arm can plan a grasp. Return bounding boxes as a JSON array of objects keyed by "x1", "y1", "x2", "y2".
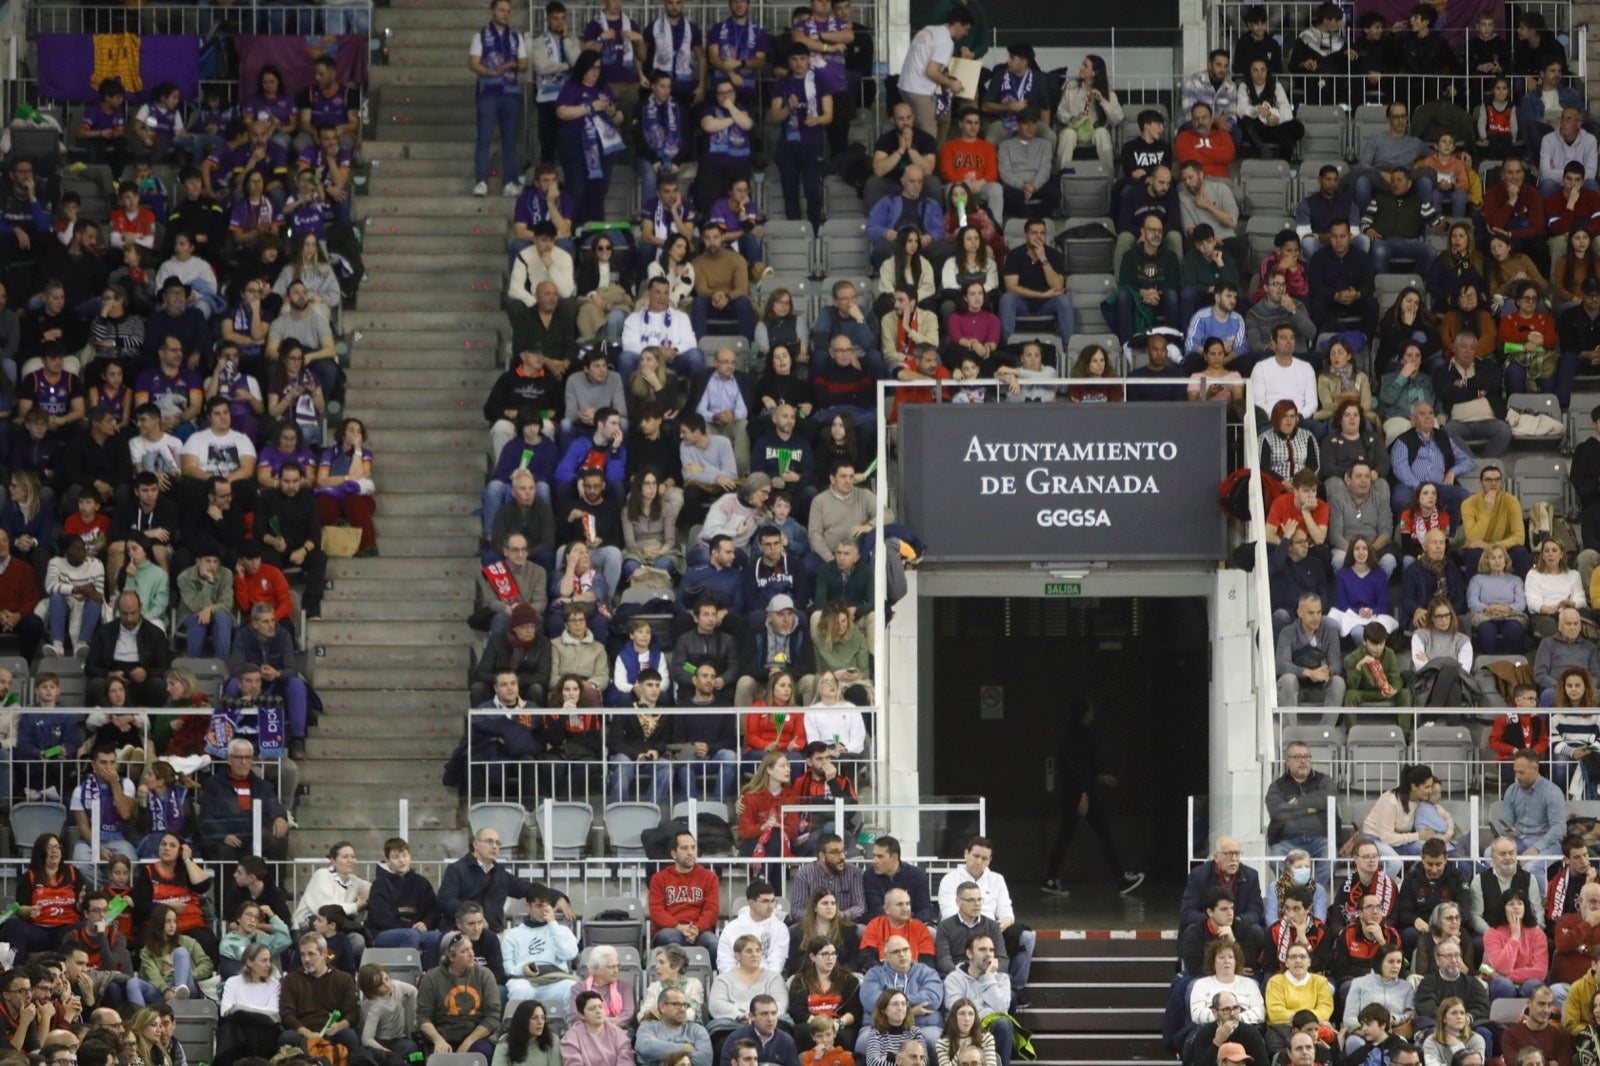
[
  {"x1": 482, "y1": 561, "x2": 521, "y2": 604},
  {"x1": 1339, "y1": 871, "x2": 1396, "y2": 924},
  {"x1": 1270, "y1": 917, "x2": 1326, "y2": 967},
  {"x1": 895, "y1": 312, "x2": 918, "y2": 357}
]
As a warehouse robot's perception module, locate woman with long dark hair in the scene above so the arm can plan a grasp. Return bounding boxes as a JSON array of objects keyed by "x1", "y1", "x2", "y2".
[
  {"x1": 1053, "y1": 54, "x2": 1121, "y2": 166},
  {"x1": 554, "y1": 51, "x2": 624, "y2": 224},
  {"x1": 494, "y1": 1000, "x2": 560, "y2": 1066},
  {"x1": 0, "y1": 832, "x2": 83, "y2": 960},
  {"x1": 1042, "y1": 698, "x2": 1144, "y2": 897},
  {"x1": 1235, "y1": 59, "x2": 1304, "y2": 157},
  {"x1": 789, "y1": 935, "x2": 863, "y2": 1051}
]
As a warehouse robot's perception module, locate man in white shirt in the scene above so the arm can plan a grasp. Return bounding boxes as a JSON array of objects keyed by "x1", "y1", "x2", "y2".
[
  {"x1": 509, "y1": 221, "x2": 576, "y2": 304},
  {"x1": 716, "y1": 879, "x2": 790, "y2": 973},
  {"x1": 896, "y1": 9, "x2": 972, "y2": 138},
  {"x1": 935, "y1": 836, "x2": 1032, "y2": 994},
  {"x1": 1539, "y1": 106, "x2": 1600, "y2": 196},
  {"x1": 622, "y1": 275, "x2": 705, "y2": 378},
  {"x1": 1248, "y1": 324, "x2": 1319, "y2": 429},
  {"x1": 70, "y1": 743, "x2": 139, "y2": 870},
  {"x1": 180, "y1": 397, "x2": 259, "y2": 513}
]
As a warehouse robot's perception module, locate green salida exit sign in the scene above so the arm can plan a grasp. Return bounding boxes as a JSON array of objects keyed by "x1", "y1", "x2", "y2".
[{"x1": 1044, "y1": 581, "x2": 1082, "y2": 596}]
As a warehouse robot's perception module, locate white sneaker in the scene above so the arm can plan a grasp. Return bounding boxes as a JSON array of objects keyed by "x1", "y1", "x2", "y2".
[
  {"x1": 172, "y1": 985, "x2": 190, "y2": 1000},
  {"x1": 23, "y1": 789, "x2": 42, "y2": 801},
  {"x1": 472, "y1": 181, "x2": 489, "y2": 197},
  {"x1": 40, "y1": 787, "x2": 60, "y2": 803},
  {"x1": 502, "y1": 181, "x2": 522, "y2": 197},
  {"x1": 44, "y1": 641, "x2": 64, "y2": 657}
]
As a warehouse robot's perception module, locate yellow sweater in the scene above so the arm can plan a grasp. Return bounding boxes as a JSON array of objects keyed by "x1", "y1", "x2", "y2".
[
  {"x1": 1460, "y1": 490, "x2": 1525, "y2": 550},
  {"x1": 1565, "y1": 971, "x2": 1599, "y2": 1033},
  {"x1": 1265, "y1": 972, "x2": 1335, "y2": 1025}
]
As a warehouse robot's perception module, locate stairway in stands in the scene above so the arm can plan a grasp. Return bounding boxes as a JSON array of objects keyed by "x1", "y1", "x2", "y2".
[
  {"x1": 291, "y1": 0, "x2": 508, "y2": 864},
  {"x1": 1021, "y1": 933, "x2": 1171, "y2": 1066}
]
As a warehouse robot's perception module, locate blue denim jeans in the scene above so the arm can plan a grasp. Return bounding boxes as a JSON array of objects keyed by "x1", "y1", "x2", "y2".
[
  {"x1": 182, "y1": 608, "x2": 234, "y2": 658},
  {"x1": 47, "y1": 593, "x2": 101, "y2": 647},
  {"x1": 675, "y1": 749, "x2": 738, "y2": 800},
  {"x1": 476, "y1": 92, "x2": 523, "y2": 186},
  {"x1": 609, "y1": 752, "x2": 673, "y2": 804}
]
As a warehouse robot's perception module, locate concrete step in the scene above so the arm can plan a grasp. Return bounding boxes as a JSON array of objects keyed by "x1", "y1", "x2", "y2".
[
  {"x1": 366, "y1": 175, "x2": 515, "y2": 198},
  {"x1": 361, "y1": 233, "x2": 508, "y2": 257},
  {"x1": 380, "y1": 32, "x2": 492, "y2": 58},
  {"x1": 1018, "y1": 1007, "x2": 1164, "y2": 1034},
  {"x1": 315, "y1": 599, "x2": 474, "y2": 624},
  {"x1": 377, "y1": 7, "x2": 495, "y2": 30},
  {"x1": 351, "y1": 405, "x2": 485, "y2": 430},
  {"x1": 348, "y1": 348, "x2": 499, "y2": 371},
  {"x1": 1035, "y1": 939, "x2": 1176, "y2": 959},
  {"x1": 344, "y1": 309, "x2": 507, "y2": 333},
  {"x1": 365, "y1": 251, "x2": 507, "y2": 274},
  {"x1": 1024, "y1": 981, "x2": 1173, "y2": 1010},
  {"x1": 367, "y1": 511, "x2": 481, "y2": 535},
  {"x1": 311, "y1": 708, "x2": 461, "y2": 736},
  {"x1": 329, "y1": 555, "x2": 478, "y2": 579},
  {"x1": 359, "y1": 495, "x2": 478, "y2": 518},
  {"x1": 372, "y1": 119, "x2": 477, "y2": 143},
  {"x1": 303, "y1": 732, "x2": 460, "y2": 760},
  {"x1": 343, "y1": 376, "x2": 490, "y2": 399},
  {"x1": 1032, "y1": 956, "x2": 1174, "y2": 983},
  {"x1": 318, "y1": 686, "x2": 474, "y2": 712},
  {"x1": 349, "y1": 326, "x2": 501, "y2": 352},
  {"x1": 359, "y1": 428, "x2": 488, "y2": 453},
  {"x1": 378, "y1": 99, "x2": 481, "y2": 124},
  {"x1": 377, "y1": 82, "x2": 477, "y2": 107},
  {"x1": 354, "y1": 291, "x2": 502, "y2": 315},
  {"x1": 364, "y1": 272, "x2": 505, "y2": 297},
  {"x1": 327, "y1": 574, "x2": 471, "y2": 598},
  {"x1": 312, "y1": 644, "x2": 471, "y2": 671},
  {"x1": 1030, "y1": 1034, "x2": 1168, "y2": 1061},
  {"x1": 310, "y1": 662, "x2": 468, "y2": 688},
  {"x1": 310, "y1": 617, "x2": 476, "y2": 644},
  {"x1": 361, "y1": 214, "x2": 505, "y2": 235},
  {"x1": 365, "y1": 196, "x2": 517, "y2": 218},
  {"x1": 368, "y1": 68, "x2": 466, "y2": 90},
  {"x1": 301, "y1": 756, "x2": 445, "y2": 785},
  {"x1": 365, "y1": 139, "x2": 492, "y2": 161},
  {"x1": 342, "y1": 533, "x2": 478, "y2": 558},
  {"x1": 364, "y1": 156, "x2": 484, "y2": 178},
  {"x1": 388, "y1": 44, "x2": 481, "y2": 68}
]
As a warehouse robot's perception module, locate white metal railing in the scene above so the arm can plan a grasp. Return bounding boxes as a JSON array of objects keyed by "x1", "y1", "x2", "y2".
[
  {"x1": 464, "y1": 704, "x2": 881, "y2": 807},
  {"x1": 27, "y1": 2, "x2": 371, "y2": 36},
  {"x1": 1208, "y1": 1, "x2": 1574, "y2": 60}
]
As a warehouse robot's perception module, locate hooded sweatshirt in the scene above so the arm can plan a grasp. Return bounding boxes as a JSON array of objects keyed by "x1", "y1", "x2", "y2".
[
  {"x1": 716, "y1": 904, "x2": 792, "y2": 974},
  {"x1": 368, "y1": 863, "x2": 442, "y2": 935}
]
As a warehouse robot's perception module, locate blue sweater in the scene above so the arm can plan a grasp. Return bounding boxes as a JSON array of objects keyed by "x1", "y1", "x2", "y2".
[
  {"x1": 17, "y1": 713, "x2": 82, "y2": 759},
  {"x1": 490, "y1": 436, "x2": 559, "y2": 486},
  {"x1": 1335, "y1": 566, "x2": 1392, "y2": 615},
  {"x1": 554, "y1": 437, "x2": 627, "y2": 486}
]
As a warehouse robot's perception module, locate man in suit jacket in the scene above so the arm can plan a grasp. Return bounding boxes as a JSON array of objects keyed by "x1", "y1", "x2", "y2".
[{"x1": 85, "y1": 590, "x2": 172, "y2": 705}]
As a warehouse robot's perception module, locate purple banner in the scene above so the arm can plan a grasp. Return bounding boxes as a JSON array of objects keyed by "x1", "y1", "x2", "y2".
[
  {"x1": 236, "y1": 35, "x2": 369, "y2": 100},
  {"x1": 1354, "y1": 0, "x2": 1507, "y2": 48},
  {"x1": 36, "y1": 34, "x2": 200, "y2": 103}
]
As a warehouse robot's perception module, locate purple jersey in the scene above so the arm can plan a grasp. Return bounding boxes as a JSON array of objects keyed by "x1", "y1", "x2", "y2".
[
  {"x1": 136, "y1": 102, "x2": 179, "y2": 138},
  {"x1": 645, "y1": 15, "x2": 703, "y2": 88},
  {"x1": 581, "y1": 14, "x2": 641, "y2": 84},
  {"x1": 774, "y1": 74, "x2": 826, "y2": 147},
  {"x1": 24, "y1": 370, "x2": 79, "y2": 417},
  {"x1": 229, "y1": 196, "x2": 280, "y2": 233},
  {"x1": 204, "y1": 142, "x2": 250, "y2": 196},
  {"x1": 709, "y1": 196, "x2": 759, "y2": 236},
  {"x1": 640, "y1": 195, "x2": 697, "y2": 237},
  {"x1": 297, "y1": 143, "x2": 352, "y2": 188},
  {"x1": 514, "y1": 187, "x2": 576, "y2": 230},
  {"x1": 81, "y1": 104, "x2": 124, "y2": 137},
  {"x1": 795, "y1": 17, "x2": 847, "y2": 94},
  {"x1": 135, "y1": 366, "x2": 202, "y2": 420},
  {"x1": 286, "y1": 197, "x2": 333, "y2": 240},
  {"x1": 296, "y1": 84, "x2": 361, "y2": 131},
  {"x1": 708, "y1": 18, "x2": 772, "y2": 81},
  {"x1": 194, "y1": 105, "x2": 235, "y2": 133},
  {"x1": 242, "y1": 94, "x2": 295, "y2": 129}
]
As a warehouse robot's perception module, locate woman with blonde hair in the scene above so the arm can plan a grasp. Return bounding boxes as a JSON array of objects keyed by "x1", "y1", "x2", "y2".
[
  {"x1": 1422, "y1": 997, "x2": 1484, "y2": 1066},
  {"x1": 1411, "y1": 596, "x2": 1473, "y2": 673},
  {"x1": 737, "y1": 749, "x2": 801, "y2": 858},
  {"x1": 1527, "y1": 538, "x2": 1587, "y2": 640}
]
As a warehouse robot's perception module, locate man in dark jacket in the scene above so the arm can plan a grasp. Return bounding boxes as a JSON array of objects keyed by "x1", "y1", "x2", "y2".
[
  {"x1": 437, "y1": 830, "x2": 531, "y2": 934},
  {"x1": 1306, "y1": 221, "x2": 1378, "y2": 334},
  {"x1": 198, "y1": 738, "x2": 291, "y2": 860},
  {"x1": 1394, "y1": 838, "x2": 1468, "y2": 950},
  {"x1": 84, "y1": 591, "x2": 170, "y2": 705},
  {"x1": 673, "y1": 667, "x2": 738, "y2": 800},
  {"x1": 736, "y1": 593, "x2": 814, "y2": 704},
  {"x1": 61, "y1": 406, "x2": 129, "y2": 514},
  {"x1": 254, "y1": 460, "x2": 325, "y2": 618},
  {"x1": 1265, "y1": 740, "x2": 1338, "y2": 859},
  {"x1": 1413, "y1": 938, "x2": 1490, "y2": 1039},
  {"x1": 369, "y1": 837, "x2": 444, "y2": 968},
  {"x1": 470, "y1": 605, "x2": 552, "y2": 705},
  {"x1": 227, "y1": 605, "x2": 313, "y2": 758},
  {"x1": 1178, "y1": 836, "x2": 1266, "y2": 931},
  {"x1": 1268, "y1": 530, "x2": 1331, "y2": 633}
]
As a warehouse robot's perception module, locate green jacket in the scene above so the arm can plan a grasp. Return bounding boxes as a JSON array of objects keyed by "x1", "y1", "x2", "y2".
[
  {"x1": 140, "y1": 935, "x2": 214, "y2": 989},
  {"x1": 124, "y1": 560, "x2": 169, "y2": 622},
  {"x1": 177, "y1": 563, "x2": 235, "y2": 616},
  {"x1": 1343, "y1": 645, "x2": 1402, "y2": 694}
]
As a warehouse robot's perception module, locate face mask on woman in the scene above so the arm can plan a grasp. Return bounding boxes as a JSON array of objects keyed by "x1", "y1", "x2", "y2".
[{"x1": 1291, "y1": 867, "x2": 1312, "y2": 886}]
